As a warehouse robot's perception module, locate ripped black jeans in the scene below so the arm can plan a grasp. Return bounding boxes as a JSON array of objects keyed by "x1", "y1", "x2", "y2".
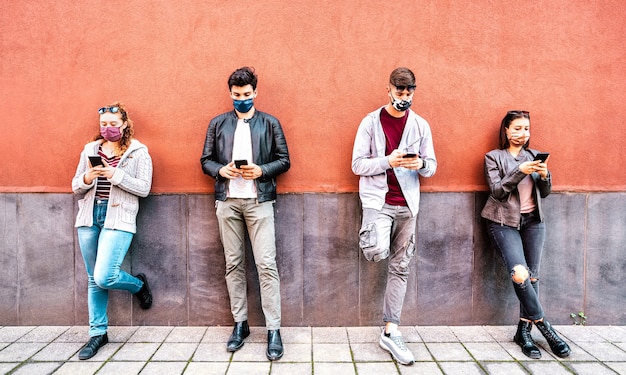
[{"x1": 487, "y1": 211, "x2": 545, "y2": 321}]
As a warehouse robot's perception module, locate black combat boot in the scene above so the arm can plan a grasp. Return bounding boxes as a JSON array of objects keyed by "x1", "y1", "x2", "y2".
[
  {"x1": 535, "y1": 320, "x2": 571, "y2": 358},
  {"x1": 513, "y1": 320, "x2": 541, "y2": 359}
]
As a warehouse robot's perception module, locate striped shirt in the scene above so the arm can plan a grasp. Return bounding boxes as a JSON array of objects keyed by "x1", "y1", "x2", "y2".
[{"x1": 95, "y1": 149, "x2": 120, "y2": 199}]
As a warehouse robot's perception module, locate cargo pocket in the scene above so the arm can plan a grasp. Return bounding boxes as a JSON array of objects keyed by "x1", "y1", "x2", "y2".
[
  {"x1": 399, "y1": 233, "x2": 415, "y2": 269},
  {"x1": 359, "y1": 223, "x2": 388, "y2": 262}
]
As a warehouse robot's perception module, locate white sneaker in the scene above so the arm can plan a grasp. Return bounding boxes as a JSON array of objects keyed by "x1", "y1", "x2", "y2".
[{"x1": 379, "y1": 330, "x2": 415, "y2": 365}]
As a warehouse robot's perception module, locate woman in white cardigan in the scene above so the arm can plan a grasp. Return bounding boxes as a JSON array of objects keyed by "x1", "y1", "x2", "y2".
[{"x1": 72, "y1": 101, "x2": 153, "y2": 360}]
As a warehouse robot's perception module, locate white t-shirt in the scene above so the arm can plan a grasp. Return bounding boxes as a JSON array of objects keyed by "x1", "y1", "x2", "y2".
[{"x1": 228, "y1": 119, "x2": 257, "y2": 198}]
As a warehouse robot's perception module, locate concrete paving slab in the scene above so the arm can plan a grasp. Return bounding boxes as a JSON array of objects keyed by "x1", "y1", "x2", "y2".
[
  {"x1": 351, "y1": 342, "x2": 394, "y2": 362},
  {"x1": 450, "y1": 326, "x2": 497, "y2": 342},
  {"x1": 418, "y1": 326, "x2": 459, "y2": 343},
  {"x1": 312, "y1": 342, "x2": 353, "y2": 362},
  {"x1": 10, "y1": 361, "x2": 62, "y2": 375},
  {"x1": 280, "y1": 326, "x2": 312, "y2": 344},
  {"x1": 201, "y1": 327, "x2": 233, "y2": 343},
  {"x1": 15, "y1": 325, "x2": 69, "y2": 342},
  {"x1": 151, "y1": 342, "x2": 198, "y2": 361},
  {"x1": 277, "y1": 342, "x2": 311, "y2": 362},
  {"x1": 30, "y1": 342, "x2": 83, "y2": 361},
  {"x1": 0, "y1": 326, "x2": 35, "y2": 342},
  {"x1": 165, "y1": 326, "x2": 207, "y2": 342},
  {"x1": 523, "y1": 361, "x2": 573, "y2": 374},
  {"x1": 312, "y1": 327, "x2": 349, "y2": 343},
  {"x1": 464, "y1": 342, "x2": 513, "y2": 361},
  {"x1": 0, "y1": 342, "x2": 47, "y2": 362},
  {"x1": 191, "y1": 343, "x2": 232, "y2": 362},
  {"x1": 140, "y1": 361, "x2": 188, "y2": 375},
  {"x1": 355, "y1": 361, "x2": 401, "y2": 375},
  {"x1": 52, "y1": 361, "x2": 103, "y2": 375},
  {"x1": 183, "y1": 362, "x2": 229, "y2": 375},
  {"x1": 314, "y1": 362, "x2": 356, "y2": 375},
  {"x1": 96, "y1": 361, "x2": 144, "y2": 375},
  {"x1": 111, "y1": 342, "x2": 160, "y2": 361},
  {"x1": 567, "y1": 362, "x2": 622, "y2": 375},
  {"x1": 437, "y1": 361, "x2": 484, "y2": 374},
  {"x1": 425, "y1": 342, "x2": 473, "y2": 361},
  {"x1": 481, "y1": 362, "x2": 528, "y2": 375},
  {"x1": 346, "y1": 326, "x2": 381, "y2": 343},
  {"x1": 128, "y1": 326, "x2": 173, "y2": 342},
  {"x1": 226, "y1": 361, "x2": 271, "y2": 375},
  {"x1": 398, "y1": 361, "x2": 442, "y2": 374},
  {"x1": 0, "y1": 325, "x2": 624, "y2": 375},
  {"x1": 269, "y1": 362, "x2": 312, "y2": 375}
]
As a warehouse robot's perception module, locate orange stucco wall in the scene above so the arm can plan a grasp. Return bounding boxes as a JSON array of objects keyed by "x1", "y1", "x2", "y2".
[{"x1": 1, "y1": 1, "x2": 624, "y2": 193}]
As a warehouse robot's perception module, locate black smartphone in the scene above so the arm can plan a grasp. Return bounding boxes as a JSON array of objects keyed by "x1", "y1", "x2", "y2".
[
  {"x1": 534, "y1": 152, "x2": 549, "y2": 162},
  {"x1": 402, "y1": 153, "x2": 417, "y2": 158},
  {"x1": 88, "y1": 155, "x2": 103, "y2": 167},
  {"x1": 234, "y1": 159, "x2": 248, "y2": 168}
]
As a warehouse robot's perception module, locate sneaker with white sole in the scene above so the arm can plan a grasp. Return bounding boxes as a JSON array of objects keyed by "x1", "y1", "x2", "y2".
[{"x1": 379, "y1": 330, "x2": 415, "y2": 365}]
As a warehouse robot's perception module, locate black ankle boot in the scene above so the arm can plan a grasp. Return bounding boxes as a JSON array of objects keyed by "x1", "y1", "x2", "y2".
[
  {"x1": 78, "y1": 333, "x2": 108, "y2": 360},
  {"x1": 535, "y1": 320, "x2": 571, "y2": 358},
  {"x1": 266, "y1": 329, "x2": 284, "y2": 361},
  {"x1": 514, "y1": 320, "x2": 541, "y2": 359},
  {"x1": 134, "y1": 273, "x2": 152, "y2": 309},
  {"x1": 227, "y1": 321, "x2": 250, "y2": 352}
]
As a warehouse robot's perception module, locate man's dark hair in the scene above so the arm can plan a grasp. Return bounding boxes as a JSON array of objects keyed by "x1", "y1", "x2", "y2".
[
  {"x1": 389, "y1": 67, "x2": 415, "y2": 87},
  {"x1": 228, "y1": 67, "x2": 258, "y2": 90}
]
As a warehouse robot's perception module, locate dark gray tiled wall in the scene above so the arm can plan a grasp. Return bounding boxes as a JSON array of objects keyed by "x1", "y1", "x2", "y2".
[{"x1": 0, "y1": 192, "x2": 624, "y2": 326}]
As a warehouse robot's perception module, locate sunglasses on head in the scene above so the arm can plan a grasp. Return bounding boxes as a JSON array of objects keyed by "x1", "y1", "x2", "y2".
[
  {"x1": 392, "y1": 84, "x2": 417, "y2": 92},
  {"x1": 507, "y1": 110, "x2": 530, "y2": 117},
  {"x1": 98, "y1": 106, "x2": 120, "y2": 114}
]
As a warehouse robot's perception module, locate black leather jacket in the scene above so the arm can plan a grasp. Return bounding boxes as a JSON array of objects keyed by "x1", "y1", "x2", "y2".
[
  {"x1": 201, "y1": 110, "x2": 290, "y2": 203},
  {"x1": 481, "y1": 148, "x2": 551, "y2": 228}
]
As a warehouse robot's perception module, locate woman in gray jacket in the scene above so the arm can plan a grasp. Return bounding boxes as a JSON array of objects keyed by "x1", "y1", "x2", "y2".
[
  {"x1": 481, "y1": 110, "x2": 570, "y2": 359},
  {"x1": 72, "y1": 102, "x2": 153, "y2": 360}
]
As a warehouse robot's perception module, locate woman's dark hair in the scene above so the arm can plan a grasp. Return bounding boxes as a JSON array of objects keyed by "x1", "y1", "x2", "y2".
[
  {"x1": 499, "y1": 110, "x2": 530, "y2": 149},
  {"x1": 228, "y1": 67, "x2": 258, "y2": 90},
  {"x1": 93, "y1": 101, "x2": 135, "y2": 156}
]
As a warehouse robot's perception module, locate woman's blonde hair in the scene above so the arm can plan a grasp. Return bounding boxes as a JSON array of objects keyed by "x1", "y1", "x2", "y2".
[{"x1": 93, "y1": 101, "x2": 135, "y2": 156}]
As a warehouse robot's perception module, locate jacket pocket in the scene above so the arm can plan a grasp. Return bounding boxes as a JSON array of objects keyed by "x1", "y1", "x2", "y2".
[{"x1": 119, "y1": 201, "x2": 138, "y2": 224}]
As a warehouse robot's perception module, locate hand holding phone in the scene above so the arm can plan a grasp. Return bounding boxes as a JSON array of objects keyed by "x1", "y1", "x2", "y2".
[
  {"x1": 402, "y1": 153, "x2": 417, "y2": 158},
  {"x1": 534, "y1": 152, "x2": 550, "y2": 163},
  {"x1": 88, "y1": 155, "x2": 104, "y2": 167},
  {"x1": 234, "y1": 159, "x2": 248, "y2": 169}
]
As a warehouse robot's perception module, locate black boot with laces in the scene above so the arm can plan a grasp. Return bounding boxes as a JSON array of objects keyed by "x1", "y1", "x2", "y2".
[
  {"x1": 514, "y1": 320, "x2": 541, "y2": 359},
  {"x1": 535, "y1": 320, "x2": 571, "y2": 358}
]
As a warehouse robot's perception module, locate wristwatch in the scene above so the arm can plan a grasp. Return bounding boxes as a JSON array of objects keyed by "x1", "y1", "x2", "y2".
[{"x1": 420, "y1": 159, "x2": 427, "y2": 170}]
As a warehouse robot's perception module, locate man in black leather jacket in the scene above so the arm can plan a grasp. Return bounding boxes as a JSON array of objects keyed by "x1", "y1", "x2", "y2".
[{"x1": 200, "y1": 67, "x2": 290, "y2": 361}]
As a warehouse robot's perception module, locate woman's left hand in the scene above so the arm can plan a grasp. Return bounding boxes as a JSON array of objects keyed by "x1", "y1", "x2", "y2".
[
  {"x1": 240, "y1": 163, "x2": 262, "y2": 180},
  {"x1": 535, "y1": 161, "x2": 549, "y2": 179},
  {"x1": 97, "y1": 159, "x2": 115, "y2": 179}
]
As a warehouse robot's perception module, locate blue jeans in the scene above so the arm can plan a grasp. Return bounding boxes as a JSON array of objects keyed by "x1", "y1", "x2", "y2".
[
  {"x1": 487, "y1": 211, "x2": 545, "y2": 321},
  {"x1": 216, "y1": 199, "x2": 281, "y2": 330},
  {"x1": 359, "y1": 204, "x2": 416, "y2": 325},
  {"x1": 77, "y1": 200, "x2": 143, "y2": 337}
]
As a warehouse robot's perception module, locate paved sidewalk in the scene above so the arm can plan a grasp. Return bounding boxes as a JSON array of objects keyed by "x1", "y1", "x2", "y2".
[{"x1": 0, "y1": 325, "x2": 625, "y2": 374}]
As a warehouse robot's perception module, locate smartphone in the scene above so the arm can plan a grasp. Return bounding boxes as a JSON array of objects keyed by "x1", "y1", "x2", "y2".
[
  {"x1": 534, "y1": 152, "x2": 550, "y2": 162},
  {"x1": 402, "y1": 153, "x2": 417, "y2": 158},
  {"x1": 234, "y1": 159, "x2": 248, "y2": 168},
  {"x1": 88, "y1": 155, "x2": 103, "y2": 167}
]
